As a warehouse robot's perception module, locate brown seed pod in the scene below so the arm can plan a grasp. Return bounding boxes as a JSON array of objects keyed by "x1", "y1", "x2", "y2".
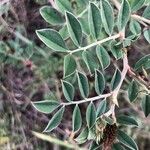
[{"x1": 102, "y1": 123, "x2": 118, "y2": 150}]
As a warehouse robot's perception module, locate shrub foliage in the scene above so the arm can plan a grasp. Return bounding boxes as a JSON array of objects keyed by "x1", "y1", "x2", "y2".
[{"x1": 32, "y1": 0, "x2": 150, "y2": 149}]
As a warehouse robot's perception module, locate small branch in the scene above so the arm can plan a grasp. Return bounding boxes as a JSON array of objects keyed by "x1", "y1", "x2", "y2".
[
  {"x1": 112, "y1": 52, "x2": 129, "y2": 106},
  {"x1": 61, "y1": 93, "x2": 112, "y2": 106},
  {"x1": 104, "y1": 104, "x2": 116, "y2": 117},
  {"x1": 111, "y1": 0, "x2": 150, "y2": 25},
  {"x1": 128, "y1": 68, "x2": 150, "y2": 92},
  {"x1": 49, "y1": 0, "x2": 57, "y2": 9},
  {"x1": 115, "y1": 52, "x2": 129, "y2": 93},
  {"x1": 77, "y1": 8, "x2": 88, "y2": 18},
  {"x1": 68, "y1": 33, "x2": 121, "y2": 54},
  {"x1": 131, "y1": 14, "x2": 150, "y2": 25},
  {"x1": 0, "y1": 0, "x2": 9, "y2": 6},
  {"x1": 62, "y1": 51, "x2": 129, "y2": 107},
  {"x1": 111, "y1": 0, "x2": 121, "y2": 10}
]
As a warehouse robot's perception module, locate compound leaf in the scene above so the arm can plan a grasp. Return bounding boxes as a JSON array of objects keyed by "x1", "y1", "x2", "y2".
[
  {"x1": 40, "y1": 6, "x2": 64, "y2": 25},
  {"x1": 134, "y1": 54, "x2": 150, "y2": 71},
  {"x1": 55, "y1": 0, "x2": 72, "y2": 14},
  {"x1": 128, "y1": 80, "x2": 139, "y2": 102},
  {"x1": 62, "y1": 80, "x2": 75, "y2": 101},
  {"x1": 86, "y1": 102, "x2": 96, "y2": 128},
  {"x1": 82, "y1": 50, "x2": 99, "y2": 74},
  {"x1": 111, "y1": 69, "x2": 121, "y2": 91},
  {"x1": 100, "y1": 0, "x2": 114, "y2": 35},
  {"x1": 44, "y1": 107, "x2": 65, "y2": 132},
  {"x1": 88, "y1": 2, "x2": 102, "y2": 39},
  {"x1": 77, "y1": 71, "x2": 89, "y2": 98},
  {"x1": 117, "y1": 130, "x2": 138, "y2": 150},
  {"x1": 130, "y1": 0, "x2": 145, "y2": 12},
  {"x1": 95, "y1": 70, "x2": 105, "y2": 95},
  {"x1": 75, "y1": 127, "x2": 88, "y2": 144},
  {"x1": 36, "y1": 29, "x2": 68, "y2": 52},
  {"x1": 64, "y1": 54, "x2": 76, "y2": 77},
  {"x1": 72, "y1": 105, "x2": 82, "y2": 132},
  {"x1": 142, "y1": 95, "x2": 150, "y2": 117},
  {"x1": 129, "y1": 19, "x2": 141, "y2": 35},
  {"x1": 144, "y1": 29, "x2": 150, "y2": 43},
  {"x1": 96, "y1": 45, "x2": 110, "y2": 70},
  {"x1": 32, "y1": 100, "x2": 60, "y2": 114},
  {"x1": 96, "y1": 99, "x2": 107, "y2": 117},
  {"x1": 66, "y1": 12, "x2": 82, "y2": 46},
  {"x1": 117, "y1": 115, "x2": 138, "y2": 126},
  {"x1": 143, "y1": 5, "x2": 150, "y2": 19},
  {"x1": 118, "y1": 0, "x2": 131, "y2": 31}
]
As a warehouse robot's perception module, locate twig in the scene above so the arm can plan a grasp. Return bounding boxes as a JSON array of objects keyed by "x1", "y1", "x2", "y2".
[
  {"x1": 0, "y1": 0, "x2": 9, "y2": 6},
  {"x1": 128, "y1": 68, "x2": 150, "y2": 92},
  {"x1": 111, "y1": 0, "x2": 121, "y2": 10},
  {"x1": 61, "y1": 93, "x2": 112, "y2": 106},
  {"x1": 61, "y1": 52, "x2": 129, "y2": 107},
  {"x1": 68, "y1": 33, "x2": 121, "y2": 54},
  {"x1": 111, "y1": 0, "x2": 150, "y2": 25},
  {"x1": 49, "y1": 0, "x2": 57, "y2": 9},
  {"x1": 112, "y1": 52, "x2": 129, "y2": 106},
  {"x1": 132, "y1": 14, "x2": 150, "y2": 25}
]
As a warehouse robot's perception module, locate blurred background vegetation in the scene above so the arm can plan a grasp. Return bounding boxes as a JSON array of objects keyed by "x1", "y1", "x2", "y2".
[{"x1": 0, "y1": 0, "x2": 150, "y2": 150}]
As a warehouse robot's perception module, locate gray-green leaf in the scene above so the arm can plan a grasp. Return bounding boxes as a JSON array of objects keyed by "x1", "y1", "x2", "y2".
[
  {"x1": 77, "y1": 71, "x2": 89, "y2": 98},
  {"x1": 117, "y1": 115, "x2": 138, "y2": 126},
  {"x1": 72, "y1": 105, "x2": 82, "y2": 132},
  {"x1": 134, "y1": 54, "x2": 150, "y2": 71},
  {"x1": 129, "y1": 19, "x2": 141, "y2": 35},
  {"x1": 96, "y1": 99, "x2": 107, "y2": 117},
  {"x1": 128, "y1": 80, "x2": 139, "y2": 102},
  {"x1": 143, "y1": 5, "x2": 150, "y2": 19},
  {"x1": 36, "y1": 29, "x2": 68, "y2": 52},
  {"x1": 62, "y1": 80, "x2": 74, "y2": 101},
  {"x1": 55, "y1": 0, "x2": 72, "y2": 14},
  {"x1": 130, "y1": 0, "x2": 145, "y2": 12},
  {"x1": 75, "y1": 127, "x2": 88, "y2": 144},
  {"x1": 111, "y1": 69, "x2": 121, "y2": 91},
  {"x1": 100, "y1": 0, "x2": 114, "y2": 35},
  {"x1": 96, "y1": 45, "x2": 110, "y2": 70},
  {"x1": 117, "y1": 130, "x2": 139, "y2": 150},
  {"x1": 142, "y1": 95, "x2": 150, "y2": 117},
  {"x1": 80, "y1": 13, "x2": 90, "y2": 35},
  {"x1": 66, "y1": 12, "x2": 82, "y2": 46},
  {"x1": 112, "y1": 143, "x2": 125, "y2": 150},
  {"x1": 44, "y1": 107, "x2": 65, "y2": 132},
  {"x1": 95, "y1": 70, "x2": 105, "y2": 95},
  {"x1": 82, "y1": 51, "x2": 99, "y2": 74},
  {"x1": 88, "y1": 2, "x2": 102, "y2": 39},
  {"x1": 59, "y1": 25, "x2": 69, "y2": 40},
  {"x1": 118, "y1": 0, "x2": 131, "y2": 31},
  {"x1": 32, "y1": 100, "x2": 60, "y2": 114},
  {"x1": 40, "y1": 6, "x2": 65, "y2": 25},
  {"x1": 64, "y1": 54, "x2": 76, "y2": 77},
  {"x1": 86, "y1": 102, "x2": 96, "y2": 128},
  {"x1": 144, "y1": 29, "x2": 150, "y2": 43},
  {"x1": 110, "y1": 41, "x2": 124, "y2": 60}
]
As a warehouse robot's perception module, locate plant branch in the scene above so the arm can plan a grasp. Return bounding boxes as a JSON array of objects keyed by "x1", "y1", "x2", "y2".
[
  {"x1": 68, "y1": 33, "x2": 121, "y2": 54},
  {"x1": 49, "y1": 0, "x2": 57, "y2": 9},
  {"x1": 132, "y1": 14, "x2": 150, "y2": 25},
  {"x1": 61, "y1": 93, "x2": 112, "y2": 106},
  {"x1": 112, "y1": 51, "x2": 129, "y2": 106},
  {"x1": 128, "y1": 68, "x2": 150, "y2": 92},
  {"x1": 114, "y1": 51, "x2": 129, "y2": 93},
  {"x1": 111, "y1": 0, "x2": 150, "y2": 25},
  {"x1": 111, "y1": 0, "x2": 121, "y2": 10},
  {"x1": 62, "y1": 52, "x2": 129, "y2": 107}
]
